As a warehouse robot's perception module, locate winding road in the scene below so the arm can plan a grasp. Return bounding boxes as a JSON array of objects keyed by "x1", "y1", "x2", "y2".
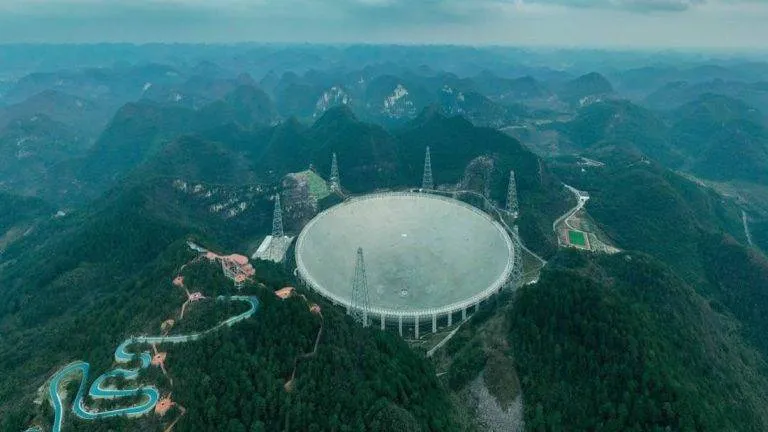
[
  {"x1": 37, "y1": 295, "x2": 259, "y2": 432},
  {"x1": 552, "y1": 184, "x2": 589, "y2": 236}
]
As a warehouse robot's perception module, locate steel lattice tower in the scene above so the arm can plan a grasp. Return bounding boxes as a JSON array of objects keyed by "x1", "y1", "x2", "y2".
[
  {"x1": 350, "y1": 247, "x2": 370, "y2": 327},
  {"x1": 511, "y1": 225, "x2": 524, "y2": 289},
  {"x1": 482, "y1": 165, "x2": 493, "y2": 211},
  {"x1": 422, "y1": 146, "x2": 434, "y2": 190},
  {"x1": 272, "y1": 194, "x2": 284, "y2": 238},
  {"x1": 330, "y1": 153, "x2": 340, "y2": 193},
  {"x1": 538, "y1": 158, "x2": 544, "y2": 186},
  {"x1": 507, "y1": 170, "x2": 519, "y2": 216},
  {"x1": 483, "y1": 165, "x2": 492, "y2": 199}
]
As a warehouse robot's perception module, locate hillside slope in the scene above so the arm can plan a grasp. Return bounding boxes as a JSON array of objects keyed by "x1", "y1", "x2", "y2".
[
  {"x1": 0, "y1": 179, "x2": 460, "y2": 431},
  {"x1": 511, "y1": 251, "x2": 768, "y2": 431},
  {"x1": 552, "y1": 146, "x2": 745, "y2": 285},
  {"x1": 439, "y1": 250, "x2": 768, "y2": 431},
  {"x1": 669, "y1": 94, "x2": 768, "y2": 182},
  {"x1": 135, "y1": 106, "x2": 571, "y2": 256}
]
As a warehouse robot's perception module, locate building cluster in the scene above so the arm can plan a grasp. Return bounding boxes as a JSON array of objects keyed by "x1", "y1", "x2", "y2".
[{"x1": 205, "y1": 252, "x2": 256, "y2": 289}]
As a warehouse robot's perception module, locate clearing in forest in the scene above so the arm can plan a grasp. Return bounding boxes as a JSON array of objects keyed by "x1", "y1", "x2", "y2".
[{"x1": 568, "y1": 229, "x2": 588, "y2": 248}]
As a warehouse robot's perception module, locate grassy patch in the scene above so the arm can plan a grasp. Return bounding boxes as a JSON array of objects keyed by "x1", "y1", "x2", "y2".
[
  {"x1": 568, "y1": 229, "x2": 587, "y2": 247},
  {"x1": 300, "y1": 170, "x2": 331, "y2": 201}
]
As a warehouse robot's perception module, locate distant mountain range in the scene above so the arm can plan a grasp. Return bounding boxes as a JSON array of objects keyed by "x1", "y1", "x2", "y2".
[
  {"x1": 546, "y1": 94, "x2": 768, "y2": 183},
  {"x1": 5, "y1": 46, "x2": 768, "y2": 432}
]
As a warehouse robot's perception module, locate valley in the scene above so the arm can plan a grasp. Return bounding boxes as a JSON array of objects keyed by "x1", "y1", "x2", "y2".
[{"x1": 2, "y1": 44, "x2": 768, "y2": 432}]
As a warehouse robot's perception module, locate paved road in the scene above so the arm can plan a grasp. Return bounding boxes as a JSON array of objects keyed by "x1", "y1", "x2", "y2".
[
  {"x1": 39, "y1": 295, "x2": 259, "y2": 432},
  {"x1": 552, "y1": 184, "x2": 589, "y2": 239}
]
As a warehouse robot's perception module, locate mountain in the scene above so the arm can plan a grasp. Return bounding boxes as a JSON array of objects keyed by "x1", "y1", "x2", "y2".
[
  {"x1": 548, "y1": 127, "x2": 768, "y2": 393},
  {"x1": 0, "y1": 90, "x2": 109, "y2": 138},
  {"x1": 557, "y1": 72, "x2": 615, "y2": 108},
  {"x1": 553, "y1": 100, "x2": 680, "y2": 166},
  {"x1": 308, "y1": 105, "x2": 404, "y2": 190},
  {"x1": 142, "y1": 73, "x2": 256, "y2": 109},
  {"x1": 77, "y1": 85, "x2": 280, "y2": 199},
  {"x1": 0, "y1": 192, "x2": 53, "y2": 252},
  {"x1": 196, "y1": 84, "x2": 280, "y2": 129},
  {"x1": 397, "y1": 109, "x2": 571, "y2": 256},
  {"x1": 553, "y1": 145, "x2": 745, "y2": 285},
  {"x1": 3, "y1": 64, "x2": 186, "y2": 106},
  {"x1": 0, "y1": 114, "x2": 88, "y2": 200},
  {"x1": 669, "y1": 94, "x2": 768, "y2": 182},
  {"x1": 274, "y1": 82, "x2": 323, "y2": 118},
  {"x1": 550, "y1": 95, "x2": 768, "y2": 183},
  {"x1": 471, "y1": 72, "x2": 555, "y2": 108},
  {"x1": 510, "y1": 252, "x2": 768, "y2": 431},
  {"x1": 78, "y1": 101, "x2": 198, "y2": 196},
  {"x1": 0, "y1": 177, "x2": 462, "y2": 431},
  {"x1": 266, "y1": 70, "x2": 348, "y2": 118},
  {"x1": 125, "y1": 105, "x2": 570, "y2": 257},
  {"x1": 437, "y1": 86, "x2": 525, "y2": 128},
  {"x1": 312, "y1": 85, "x2": 352, "y2": 119},
  {"x1": 644, "y1": 79, "x2": 768, "y2": 113},
  {"x1": 362, "y1": 75, "x2": 432, "y2": 122},
  {"x1": 439, "y1": 249, "x2": 768, "y2": 431},
  {"x1": 609, "y1": 64, "x2": 768, "y2": 101}
]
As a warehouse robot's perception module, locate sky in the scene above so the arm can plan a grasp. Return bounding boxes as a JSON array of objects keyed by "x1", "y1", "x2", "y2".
[{"x1": 0, "y1": 0, "x2": 766, "y2": 49}]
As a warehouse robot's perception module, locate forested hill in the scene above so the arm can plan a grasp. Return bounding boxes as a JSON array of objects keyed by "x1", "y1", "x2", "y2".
[
  {"x1": 551, "y1": 95, "x2": 768, "y2": 183},
  {"x1": 437, "y1": 249, "x2": 768, "y2": 431},
  {"x1": 510, "y1": 251, "x2": 768, "y2": 431},
  {"x1": 1, "y1": 240, "x2": 462, "y2": 431},
  {"x1": 552, "y1": 146, "x2": 745, "y2": 286},
  {"x1": 551, "y1": 145, "x2": 768, "y2": 373},
  {"x1": 0, "y1": 192, "x2": 53, "y2": 244},
  {"x1": 668, "y1": 94, "x2": 768, "y2": 182},
  {"x1": 396, "y1": 109, "x2": 571, "y2": 256},
  {"x1": 0, "y1": 103, "x2": 575, "y2": 429},
  {"x1": 0, "y1": 191, "x2": 461, "y2": 431},
  {"x1": 127, "y1": 106, "x2": 570, "y2": 255}
]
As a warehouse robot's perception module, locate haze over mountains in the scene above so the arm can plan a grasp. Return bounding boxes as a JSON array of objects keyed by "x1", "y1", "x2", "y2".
[{"x1": 2, "y1": 45, "x2": 768, "y2": 432}]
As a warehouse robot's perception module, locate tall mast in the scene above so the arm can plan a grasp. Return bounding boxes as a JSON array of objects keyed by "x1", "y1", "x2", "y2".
[
  {"x1": 350, "y1": 247, "x2": 370, "y2": 327},
  {"x1": 272, "y1": 193, "x2": 284, "y2": 238},
  {"x1": 330, "y1": 153, "x2": 340, "y2": 193},
  {"x1": 507, "y1": 170, "x2": 519, "y2": 216},
  {"x1": 422, "y1": 146, "x2": 434, "y2": 190}
]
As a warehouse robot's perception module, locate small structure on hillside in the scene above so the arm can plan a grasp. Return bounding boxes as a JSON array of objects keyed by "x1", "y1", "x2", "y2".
[
  {"x1": 151, "y1": 352, "x2": 167, "y2": 367},
  {"x1": 155, "y1": 396, "x2": 175, "y2": 416},
  {"x1": 253, "y1": 194, "x2": 294, "y2": 263},
  {"x1": 180, "y1": 290, "x2": 207, "y2": 319},
  {"x1": 275, "y1": 287, "x2": 295, "y2": 299},
  {"x1": 220, "y1": 254, "x2": 256, "y2": 288},
  {"x1": 203, "y1": 251, "x2": 256, "y2": 289},
  {"x1": 172, "y1": 276, "x2": 184, "y2": 287}
]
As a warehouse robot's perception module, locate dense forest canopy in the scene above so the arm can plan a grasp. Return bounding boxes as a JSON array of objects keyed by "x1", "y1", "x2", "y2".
[{"x1": 3, "y1": 44, "x2": 768, "y2": 432}]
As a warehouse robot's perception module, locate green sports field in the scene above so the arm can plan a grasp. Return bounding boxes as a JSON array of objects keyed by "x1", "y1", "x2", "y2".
[{"x1": 568, "y1": 230, "x2": 587, "y2": 247}]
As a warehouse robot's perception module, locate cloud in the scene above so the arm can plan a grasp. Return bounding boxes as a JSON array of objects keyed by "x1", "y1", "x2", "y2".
[
  {"x1": 518, "y1": 0, "x2": 706, "y2": 12},
  {"x1": 0, "y1": 0, "x2": 737, "y2": 22},
  {"x1": 0, "y1": 0, "x2": 764, "y2": 46}
]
